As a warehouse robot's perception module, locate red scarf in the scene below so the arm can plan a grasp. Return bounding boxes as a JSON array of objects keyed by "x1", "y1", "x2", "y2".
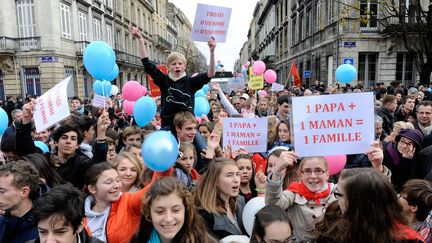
[
  {"x1": 287, "y1": 181, "x2": 331, "y2": 204},
  {"x1": 190, "y1": 168, "x2": 201, "y2": 181},
  {"x1": 393, "y1": 222, "x2": 425, "y2": 242}
]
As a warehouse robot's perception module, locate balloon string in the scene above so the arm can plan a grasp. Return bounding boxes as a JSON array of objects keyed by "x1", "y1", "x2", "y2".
[{"x1": 102, "y1": 81, "x2": 106, "y2": 110}]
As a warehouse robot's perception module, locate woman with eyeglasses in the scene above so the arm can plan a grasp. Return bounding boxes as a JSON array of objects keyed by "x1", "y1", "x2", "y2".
[
  {"x1": 250, "y1": 205, "x2": 295, "y2": 243},
  {"x1": 265, "y1": 152, "x2": 336, "y2": 242},
  {"x1": 335, "y1": 168, "x2": 425, "y2": 243}
]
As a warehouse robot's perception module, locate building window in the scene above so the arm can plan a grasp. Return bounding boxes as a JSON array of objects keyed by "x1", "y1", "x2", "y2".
[
  {"x1": 327, "y1": 0, "x2": 333, "y2": 25},
  {"x1": 306, "y1": 7, "x2": 311, "y2": 37},
  {"x1": 360, "y1": 0, "x2": 378, "y2": 30},
  {"x1": 106, "y1": 0, "x2": 113, "y2": 9},
  {"x1": 93, "y1": 18, "x2": 101, "y2": 40},
  {"x1": 64, "y1": 67, "x2": 77, "y2": 97},
  {"x1": 314, "y1": 0, "x2": 321, "y2": 32},
  {"x1": 106, "y1": 24, "x2": 113, "y2": 46},
  {"x1": 315, "y1": 57, "x2": 321, "y2": 81},
  {"x1": 60, "y1": 2, "x2": 72, "y2": 39},
  {"x1": 299, "y1": 12, "x2": 304, "y2": 40},
  {"x1": 291, "y1": 17, "x2": 296, "y2": 46},
  {"x1": 396, "y1": 52, "x2": 415, "y2": 86},
  {"x1": 0, "y1": 70, "x2": 4, "y2": 99},
  {"x1": 358, "y1": 53, "x2": 378, "y2": 87},
  {"x1": 23, "y1": 67, "x2": 41, "y2": 96},
  {"x1": 78, "y1": 11, "x2": 88, "y2": 41},
  {"x1": 16, "y1": 0, "x2": 36, "y2": 38},
  {"x1": 83, "y1": 70, "x2": 91, "y2": 98}
]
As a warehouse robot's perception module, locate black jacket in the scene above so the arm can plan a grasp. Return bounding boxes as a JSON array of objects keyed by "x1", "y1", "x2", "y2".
[
  {"x1": 141, "y1": 58, "x2": 211, "y2": 128},
  {"x1": 16, "y1": 122, "x2": 107, "y2": 189},
  {"x1": 377, "y1": 107, "x2": 396, "y2": 135},
  {"x1": 0, "y1": 208, "x2": 37, "y2": 243}
]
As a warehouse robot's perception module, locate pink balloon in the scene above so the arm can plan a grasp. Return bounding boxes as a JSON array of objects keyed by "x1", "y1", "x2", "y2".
[
  {"x1": 122, "y1": 81, "x2": 143, "y2": 101},
  {"x1": 324, "y1": 155, "x2": 347, "y2": 176},
  {"x1": 252, "y1": 60, "x2": 266, "y2": 75},
  {"x1": 195, "y1": 116, "x2": 202, "y2": 123},
  {"x1": 264, "y1": 69, "x2": 277, "y2": 84},
  {"x1": 237, "y1": 73, "x2": 243, "y2": 77},
  {"x1": 122, "y1": 99, "x2": 135, "y2": 115},
  {"x1": 191, "y1": 72, "x2": 198, "y2": 77},
  {"x1": 259, "y1": 90, "x2": 268, "y2": 97},
  {"x1": 141, "y1": 86, "x2": 148, "y2": 96}
]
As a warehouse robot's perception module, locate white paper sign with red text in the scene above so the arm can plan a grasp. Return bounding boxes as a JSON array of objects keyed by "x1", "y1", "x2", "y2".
[
  {"x1": 191, "y1": 3, "x2": 232, "y2": 42},
  {"x1": 291, "y1": 92, "x2": 375, "y2": 157},
  {"x1": 34, "y1": 76, "x2": 71, "y2": 133},
  {"x1": 223, "y1": 118, "x2": 268, "y2": 152}
]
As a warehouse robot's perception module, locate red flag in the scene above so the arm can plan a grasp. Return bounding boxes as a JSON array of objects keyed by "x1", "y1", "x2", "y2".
[{"x1": 289, "y1": 63, "x2": 302, "y2": 87}]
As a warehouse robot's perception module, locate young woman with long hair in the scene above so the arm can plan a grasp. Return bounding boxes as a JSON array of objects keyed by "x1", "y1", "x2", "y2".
[
  {"x1": 336, "y1": 168, "x2": 425, "y2": 243},
  {"x1": 194, "y1": 158, "x2": 246, "y2": 240},
  {"x1": 131, "y1": 177, "x2": 214, "y2": 243},
  {"x1": 234, "y1": 154, "x2": 258, "y2": 202},
  {"x1": 174, "y1": 142, "x2": 200, "y2": 188},
  {"x1": 111, "y1": 151, "x2": 144, "y2": 193}
]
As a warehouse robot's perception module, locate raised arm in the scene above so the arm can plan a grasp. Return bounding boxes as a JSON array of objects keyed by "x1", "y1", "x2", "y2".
[
  {"x1": 16, "y1": 100, "x2": 39, "y2": 156},
  {"x1": 129, "y1": 25, "x2": 148, "y2": 59},
  {"x1": 207, "y1": 37, "x2": 216, "y2": 78},
  {"x1": 210, "y1": 82, "x2": 239, "y2": 116}
]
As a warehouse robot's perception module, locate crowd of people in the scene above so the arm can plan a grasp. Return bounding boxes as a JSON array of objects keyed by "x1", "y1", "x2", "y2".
[{"x1": 1, "y1": 27, "x2": 432, "y2": 243}]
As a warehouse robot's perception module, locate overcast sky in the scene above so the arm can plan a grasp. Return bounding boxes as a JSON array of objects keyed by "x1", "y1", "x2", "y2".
[{"x1": 168, "y1": 0, "x2": 259, "y2": 71}]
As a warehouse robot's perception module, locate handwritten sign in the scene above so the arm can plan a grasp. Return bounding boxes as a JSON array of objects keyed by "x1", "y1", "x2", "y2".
[
  {"x1": 223, "y1": 118, "x2": 268, "y2": 152},
  {"x1": 92, "y1": 94, "x2": 111, "y2": 108},
  {"x1": 249, "y1": 76, "x2": 264, "y2": 90},
  {"x1": 147, "y1": 64, "x2": 167, "y2": 97},
  {"x1": 34, "y1": 76, "x2": 71, "y2": 133},
  {"x1": 271, "y1": 82, "x2": 285, "y2": 92},
  {"x1": 291, "y1": 92, "x2": 375, "y2": 156},
  {"x1": 228, "y1": 77, "x2": 246, "y2": 91},
  {"x1": 191, "y1": 3, "x2": 232, "y2": 42}
]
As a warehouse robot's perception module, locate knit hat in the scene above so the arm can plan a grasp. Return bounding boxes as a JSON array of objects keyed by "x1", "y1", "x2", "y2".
[
  {"x1": 240, "y1": 93, "x2": 250, "y2": 100},
  {"x1": 395, "y1": 128, "x2": 423, "y2": 151}
]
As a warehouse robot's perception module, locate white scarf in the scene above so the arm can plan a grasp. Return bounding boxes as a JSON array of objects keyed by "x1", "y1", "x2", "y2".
[{"x1": 168, "y1": 72, "x2": 186, "y2": 82}]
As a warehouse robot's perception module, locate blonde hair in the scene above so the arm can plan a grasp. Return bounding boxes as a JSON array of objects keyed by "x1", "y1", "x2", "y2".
[
  {"x1": 267, "y1": 115, "x2": 279, "y2": 145},
  {"x1": 194, "y1": 158, "x2": 239, "y2": 216},
  {"x1": 167, "y1": 52, "x2": 187, "y2": 66},
  {"x1": 112, "y1": 151, "x2": 144, "y2": 188}
]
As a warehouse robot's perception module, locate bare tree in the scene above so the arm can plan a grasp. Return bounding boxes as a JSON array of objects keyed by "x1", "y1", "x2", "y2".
[{"x1": 339, "y1": 0, "x2": 432, "y2": 84}]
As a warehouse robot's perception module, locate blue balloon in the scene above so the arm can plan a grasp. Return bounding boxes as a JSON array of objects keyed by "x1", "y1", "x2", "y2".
[
  {"x1": 102, "y1": 80, "x2": 112, "y2": 97},
  {"x1": 194, "y1": 89, "x2": 206, "y2": 98},
  {"x1": 335, "y1": 64, "x2": 357, "y2": 83},
  {"x1": 194, "y1": 97, "x2": 210, "y2": 117},
  {"x1": 104, "y1": 64, "x2": 119, "y2": 82},
  {"x1": 202, "y1": 84, "x2": 210, "y2": 93},
  {"x1": 428, "y1": 87, "x2": 432, "y2": 93},
  {"x1": 34, "y1": 141, "x2": 49, "y2": 153},
  {"x1": 84, "y1": 41, "x2": 116, "y2": 80},
  {"x1": 133, "y1": 96, "x2": 157, "y2": 127},
  {"x1": 142, "y1": 131, "x2": 178, "y2": 172},
  {"x1": 93, "y1": 80, "x2": 104, "y2": 96},
  {"x1": 0, "y1": 107, "x2": 8, "y2": 136}
]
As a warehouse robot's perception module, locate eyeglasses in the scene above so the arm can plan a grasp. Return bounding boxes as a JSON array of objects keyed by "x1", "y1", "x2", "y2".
[
  {"x1": 263, "y1": 235, "x2": 295, "y2": 243},
  {"x1": 334, "y1": 188, "x2": 344, "y2": 199},
  {"x1": 107, "y1": 149, "x2": 116, "y2": 154},
  {"x1": 301, "y1": 168, "x2": 325, "y2": 176},
  {"x1": 398, "y1": 138, "x2": 414, "y2": 147}
]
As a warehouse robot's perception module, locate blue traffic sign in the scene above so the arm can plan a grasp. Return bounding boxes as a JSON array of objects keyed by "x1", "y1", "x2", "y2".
[
  {"x1": 303, "y1": 70, "x2": 311, "y2": 78},
  {"x1": 343, "y1": 58, "x2": 354, "y2": 65}
]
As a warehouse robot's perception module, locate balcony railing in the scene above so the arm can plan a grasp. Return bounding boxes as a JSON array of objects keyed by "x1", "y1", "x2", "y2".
[
  {"x1": 0, "y1": 36, "x2": 41, "y2": 53},
  {"x1": 75, "y1": 41, "x2": 90, "y2": 55},
  {"x1": 115, "y1": 50, "x2": 142, "y2": 65},
  {"x1": 153, "y1": 34, "x2": 172, "y2": 50}
]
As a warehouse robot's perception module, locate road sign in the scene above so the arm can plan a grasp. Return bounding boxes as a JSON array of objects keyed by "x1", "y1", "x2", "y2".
[
  {"x1": 343, "y1": 41, "x2": 356, "y2": 48},
  {"x1": 303, "y1": 70, "x2": 311, "y2": 78},
  {"x1": 343, "y1": 58, "x2": 354, "y2": 65}
]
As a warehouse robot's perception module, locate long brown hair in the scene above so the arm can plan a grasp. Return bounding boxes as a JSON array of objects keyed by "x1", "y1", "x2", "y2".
[
  {"x1": 131, "y1": 177, "x2": 212, "y2": 243},
  {"x1": 194, "y1": 158, "x2": 238, "y2": 215}
]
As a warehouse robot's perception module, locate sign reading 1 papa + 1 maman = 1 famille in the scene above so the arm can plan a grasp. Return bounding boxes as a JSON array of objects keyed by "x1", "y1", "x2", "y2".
[
  {"x1": 291, "y1": 92, "x2": 375, "y2": 157},
  {"x1": 222, "y1": 118, "x2": 268, "y2": 153}
]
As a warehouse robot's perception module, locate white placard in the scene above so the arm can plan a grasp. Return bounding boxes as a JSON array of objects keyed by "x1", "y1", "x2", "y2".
[
  {"x1": 291, "y1": 92, "x2": 375, "y2": 157},
  {"x1": 223, "y1": 117, "x2": 268, "y2": 153},
  {"x1": 34, "y1": 76, "x2": 71, "y2": 133},
  {"x1": 227, "y1": 77, "x2": 245, "y2": 91},
  {"x1": 191, "y1": 3, "x2": 232, "y2": 43},
  {"x1": 92, "y1": 94, "x2": 111, "y2": 108},
  {"x1": 271, "y1": 82, "x2": 285, "y2": 92}
]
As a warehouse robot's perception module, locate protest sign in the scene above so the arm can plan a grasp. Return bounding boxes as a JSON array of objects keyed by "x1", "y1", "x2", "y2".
[
  {"x1": 291, "y1": 92, "x2": 375, "y2": 157},
  {"x1": 223, "y1": 117, "x2": 268, "y2": 152},
  {"x1": 191, "y1": 3, "x2": 232, "y2": 42},
  {"x1": 228, "y1": 77, "x2": 246, "y2": 91},
  {"x1": 34, "y1": 76, "x2": 71, "y2": 133},
  {"x1": 249, "y1": 76, "x2": 264, "y2": 90},
  {"x1": 92, "y1": 94, "x2": 111, "y2": 108},
  {"x1": 271, "y1": 82, "x2": 285, "y2": 92},
  {"x1": 147, "y1": 64, "x2": 167, "y2": 97}
]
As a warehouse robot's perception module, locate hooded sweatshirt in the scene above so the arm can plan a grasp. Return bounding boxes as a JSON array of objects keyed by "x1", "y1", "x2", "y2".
[{"x1": 84, "y1": 196, "x2": 111, "y2": 242}]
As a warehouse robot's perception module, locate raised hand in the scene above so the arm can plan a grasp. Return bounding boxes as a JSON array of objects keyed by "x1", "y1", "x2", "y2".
[
  {"x1": 208, "y1": 36, "x2": 216, "y2": 53},
  {"x1": 273, "y1": 151, "x2": 296, "y2": 174},
  {"x1": 96, "y1": 110, "x2": 110, "y2": 139},
  {"x1": 22, "y1": 100, "x2": 36, "y2": 124},
  {"x1": 365, "y1": 141, "x2": 384, "y2": 169},
  {"x1": 128, "y1": 25, "x2": 143, "y2": 39},
  {"x1": 210, "y1": 82, "x2": 220, "y2": 91},
  {"x1": 254, "y1": 164, "x2": 267, "y2": 191}
]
